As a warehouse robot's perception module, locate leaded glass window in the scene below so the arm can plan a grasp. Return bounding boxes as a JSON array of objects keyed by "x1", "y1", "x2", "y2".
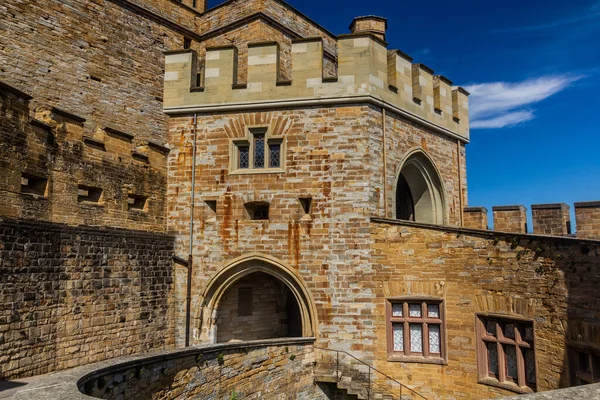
[
  {"x1": 254, "y1": 134, "x2": 265, "y2": 168},
  {"x1": 393, "y1": 323, "x2": 403, "y2": 351},
  {"x1": 232, "y1": 128, "x2": 283, "y2": 172},
  {"x1": 269, "y1": 143, "x2": 281, "y2": 168},
  {"x1": 238, "y1": 145, "x2": 249, "y2": 169},
  {"x1": 477, "y1": 316, "x2": 536, "y2": 391},
  {"x1": 387, "y1": 300, "x2": 444, "y2": 360}
]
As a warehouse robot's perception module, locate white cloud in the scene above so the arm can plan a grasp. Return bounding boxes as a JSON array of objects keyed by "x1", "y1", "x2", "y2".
[
  {"x1": 470, "y1": 111, "x2": 534, "y2": 129},
  {"x1": 465, "y1": 75, "x2": 582, "y2": 129}
]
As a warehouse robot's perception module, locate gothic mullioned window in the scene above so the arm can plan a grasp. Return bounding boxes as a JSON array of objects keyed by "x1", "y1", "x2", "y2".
[
  {"x1": 476, "y1": 315, "x2": 536, "y2": 393},
  {"x1": 387, "y1": 299, "x2": 445, "y2": 363},
  {"x1": 231, "y1": 127, "x2": 284, "y2": 173}
]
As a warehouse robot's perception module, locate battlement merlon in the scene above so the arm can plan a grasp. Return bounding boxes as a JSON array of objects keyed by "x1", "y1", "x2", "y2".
[{"x1": 163, "y1": 35, "x2": 470, "y2": 141}]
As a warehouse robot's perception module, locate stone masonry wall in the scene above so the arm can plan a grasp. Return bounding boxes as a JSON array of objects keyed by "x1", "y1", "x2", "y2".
[
  {"x1": 167, "y1": 106, "x2": 381, "y2": 349},
  {"x1": 216, "y1": 272, "x2": 288, "y2": 342},
  {"x1": 76, "y1": 338, "x2": 323, "y2": 400},
  {"x1": 0, "y1": 217, "x2": 175, "y2": 379},
  {"x1": 166, "y1": 104, "x2": 464, "y2": 357},
  {"x1": 0, "y1": 83, "x2": 167, "y2": 231},
  {"x1": 368, "y1": 219, "x2": 600, "y2": 399}
]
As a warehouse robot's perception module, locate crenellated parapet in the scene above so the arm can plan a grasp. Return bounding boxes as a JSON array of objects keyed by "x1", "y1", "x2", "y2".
[{"x1": 163, "y1": 33, "x2": 470, "y2": 140}]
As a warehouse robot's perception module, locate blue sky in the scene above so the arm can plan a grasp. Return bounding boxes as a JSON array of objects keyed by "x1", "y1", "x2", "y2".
[{"x1": 207, "y1": 0, "x2": 600, "y2": 229}]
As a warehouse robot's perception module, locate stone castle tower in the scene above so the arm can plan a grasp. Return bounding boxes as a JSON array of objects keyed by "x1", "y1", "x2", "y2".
[{"x1": 1, "y1": 0, "x2": 600, "y2": 399}]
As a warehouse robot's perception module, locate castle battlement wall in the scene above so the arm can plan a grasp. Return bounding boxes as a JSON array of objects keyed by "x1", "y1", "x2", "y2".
[{"x1": 163, "y1": 34, "x2": 470, "y2": 140}]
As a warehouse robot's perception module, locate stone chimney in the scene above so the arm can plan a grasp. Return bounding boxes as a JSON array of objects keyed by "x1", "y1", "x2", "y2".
[{"x1": 349, "y1": 16, "x2": 388, "y2": 41}]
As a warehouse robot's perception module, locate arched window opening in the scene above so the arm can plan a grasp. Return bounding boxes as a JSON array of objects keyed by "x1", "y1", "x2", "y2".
[{"x1": 395, "y1": 152, "x2": 445, "y2": 225}]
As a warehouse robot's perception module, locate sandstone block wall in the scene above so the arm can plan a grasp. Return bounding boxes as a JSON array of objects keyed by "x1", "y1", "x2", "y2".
[
  {"x1": 77, "y1": 339, "x2": 323, "y2": 400},
  {"x1": 0, "y1": 217, "x2": 175, "y2": 379},
  {"x1": 493, "y1": 205, "x2": 528, "y2": 233},
  {"x1": 532, "y1": 203, "x2": 571, "y2": 236},
  {"x1": 369, "y1": 219, "x2": 600, "y2": 399},
  {"x1": 575, "y1": 201, "x2": 600, "y2": 239},
  {"x1": 0, "y1": 82, "x2": 167, "y2": 231},
  {"x1": 166, "y1": 105, "x2": 465, "y2": 348},
  {"x1": 463, "y1": 206, "x2": 488, "y2": 230}
]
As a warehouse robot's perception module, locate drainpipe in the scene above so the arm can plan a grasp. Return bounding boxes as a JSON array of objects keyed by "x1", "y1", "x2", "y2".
[
  {"x1": 382, "y1": 108, "x2": 388, "y2": 218},
  {"x1": 456, "y1": 140, "x2": 463, "y2": 227},
  {"x1": 185, "y1": 113, "x2": 198, "y2": 347}
]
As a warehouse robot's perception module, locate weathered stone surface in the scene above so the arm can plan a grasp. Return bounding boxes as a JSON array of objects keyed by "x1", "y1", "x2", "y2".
[{"x1": 0, "y1": 217, "x2": 175, "y2": 379}]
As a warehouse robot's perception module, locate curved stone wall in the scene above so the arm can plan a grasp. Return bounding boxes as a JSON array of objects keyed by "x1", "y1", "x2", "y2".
[{"x1": 11, "y1": 338, "x2": 322, "y2": 400}]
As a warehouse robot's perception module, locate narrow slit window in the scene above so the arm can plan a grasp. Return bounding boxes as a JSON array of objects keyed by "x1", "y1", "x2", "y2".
[
  {"x1": 238, "y1": 145, "x2": 249, "y2": 169},
  {"x1": 269, "y1": 142, "x2": 281, "y2": 168},
  {"x1": 183, "y1": 37, "x2": 191, "y2": 49}
]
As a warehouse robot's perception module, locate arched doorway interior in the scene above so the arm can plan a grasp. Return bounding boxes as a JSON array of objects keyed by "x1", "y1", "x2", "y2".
[
  {"x1": 216, "y1": 272, "x2": 302, "y2": 342},
  {"x1": 395, "y1": 151, "x2": 445, "y2": 224},
  {"x1": 197, "y1": 255, "x2": 316, "y2": 343}
]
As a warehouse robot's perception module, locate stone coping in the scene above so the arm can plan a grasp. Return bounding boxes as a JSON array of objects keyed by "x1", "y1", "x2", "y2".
[
  {"x1": 531, "y1": 203, "x2": 570, "y2": 210},
  {"x1": 499, "y1": 383, "x2": 600, "y2": 399},
  {"x1": 369, "y1": 217, "x2": 600, "y2": 245},
  {"x1": 575, "y1": 201, "x2": 600, "y2": 208},
  {"x1": 492, "y1": 205, "x2": 526, "y2": 212},
  {"x1": 9, "y1": 338, "x2": 316, "y2": 399},
  {"x1": 464, "y1": 206, "x2": 488, "y2": 213}
]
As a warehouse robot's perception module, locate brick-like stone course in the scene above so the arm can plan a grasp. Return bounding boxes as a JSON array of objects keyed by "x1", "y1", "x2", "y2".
[
  {"x1": 369, "y1": 219, "x2": 600, "y2": 399},
  {"x1": 0, "y1": 217, "x2": 175, "y2": 379},
  {"x1": 575, "y1": 201, "x2": 600, "y2": 239},
  {"x1": 76, "y1": 339, "x2": 323, "y2": 400},
  {"x1": 463, "y1": 206, "x2": 488, "y2": 230},
  {"x1": 0, "y1": 83, "x2": 167, "y2": 231},
  {"x1": 531, "y1": 203, "x2": 571, "y2": 236},
  {"x1": 493, "y1": 205, "x2": 528, "y2": 233}
]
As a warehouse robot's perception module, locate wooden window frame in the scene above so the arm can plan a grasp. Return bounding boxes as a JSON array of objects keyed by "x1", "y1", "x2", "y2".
[
  {"x1": 569, "y1": 345, "x2": 600, "y2": 386},
  {"x1": 386, "y1": 298, "x2": 446, "y2": 364},
  {"x1": 476, "y1": 314, "x2": 537, "y2": 393},
  {"x1": 230, "y1": 126, "x2": 285, "y2": 175}
]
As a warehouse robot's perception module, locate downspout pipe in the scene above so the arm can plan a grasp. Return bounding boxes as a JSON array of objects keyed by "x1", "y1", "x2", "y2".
[{"x1": 186, "y1": 113, "x2": 198, "y2": 347}]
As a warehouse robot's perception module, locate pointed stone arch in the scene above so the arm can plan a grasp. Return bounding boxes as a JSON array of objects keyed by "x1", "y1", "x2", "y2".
[
  {"x1": 195, "y1": 253, "x2": 317, "y2": 343},
  {"x1": 393, "y1": 148, "x2": 446, "y2": 224}
]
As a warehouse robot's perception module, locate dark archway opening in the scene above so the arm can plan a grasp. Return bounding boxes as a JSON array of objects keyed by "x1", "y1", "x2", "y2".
[
  {"x1": 395, "y1": 152, "x2": 445, "y2": 224},
  {"x1": 215, "y1": 272, "x2": 303, "y2": 342},
  {"x1": 396, "y1": 174, "x2": 415, "y2": 221}
]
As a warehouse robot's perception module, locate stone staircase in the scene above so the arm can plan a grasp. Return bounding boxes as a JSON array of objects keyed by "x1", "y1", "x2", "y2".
[{"x1": 314, "y1": 368, "x2": 414, "y2": 400}]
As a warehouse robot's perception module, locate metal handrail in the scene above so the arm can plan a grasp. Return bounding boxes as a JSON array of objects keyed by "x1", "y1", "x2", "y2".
[{"x1": 314, "y1": 346, "x2": 428, "y2": 400}]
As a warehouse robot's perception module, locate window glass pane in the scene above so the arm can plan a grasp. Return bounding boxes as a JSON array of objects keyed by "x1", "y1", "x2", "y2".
[
  {"x1": 427, "y1": 304, "x2": 439, "y2": 318},
  {"x1": 409, "y1": 324, "x2": 423, "y2": 353},
  {"x1": 488, "y1": 342, "x2": 498, "y2": 376},
  {"x1": 392, "y1": 303, "x2": 403, "y2": 317},
  {"x1": 429, "y1": 324, "x2": 441, "y2": 354},
  {"x1": 486, "y1": 320, "x2": 496, "y2": 337},
  {"x1": 525, "y1": 349, "x2": 536, "y2": 384},
  {"x1": 269, "y1": 143, "x2": 281, "y2": 168},
  {"x1": 254, "y1": 134, "x2": 265, "y2": 168},
  {"x1": 523, "y1": 325, "x2": 534, "y2": 342},
  {"x1": 393, "y1": 323, "x2": 404, "y2": 351},
  {"x1": 238, "y1": 146, "x2": 249, "y2": 169},
  {"x1": 503, "y1": 323, "x2": 515, "y2": 340},
  {"x1": 505, "y1": 345, "x2": 518, "y2": 379},
  {"x1": 409, "y1": 304, "x2": 421, "y2": 317}
]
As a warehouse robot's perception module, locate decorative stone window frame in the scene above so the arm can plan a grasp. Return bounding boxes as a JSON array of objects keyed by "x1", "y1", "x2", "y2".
[
  {"x1": 475, "y1": 314, "x2": 537, "y2": 394},
  {"x1": 568, "y1": 344, "x2": 600, "y2": 386},
  {"x1": 385, "y1": 297, "x2": 447, "y2": 365},
  {"x1": 230, "y1": 126, "x2": 285, "y2": 175}
]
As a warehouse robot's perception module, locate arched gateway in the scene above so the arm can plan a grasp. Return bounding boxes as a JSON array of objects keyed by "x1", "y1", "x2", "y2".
[
  {"x1": 196, "y1": 254, "x2": 317, "y2": 343},
  {"x1": 395, "y1": 150, "x2": 446, "y2": 224}
]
